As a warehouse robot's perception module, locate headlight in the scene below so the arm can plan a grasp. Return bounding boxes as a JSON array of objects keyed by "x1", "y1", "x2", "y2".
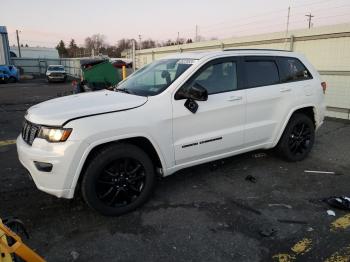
[{"x1": 38, "y1": 127, "x2": 72, "y2": 142}]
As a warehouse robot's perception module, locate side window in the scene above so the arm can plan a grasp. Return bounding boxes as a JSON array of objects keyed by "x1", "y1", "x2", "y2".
[
  {"x1": 279, "y1": 57, "x2": 313, "y2": 83},
  {"x1": 244, "y1": 60, "x2": 280, "y2": 88},
  {"x1": 189, "y1": 61, "x2": 238, "y2": 95}
]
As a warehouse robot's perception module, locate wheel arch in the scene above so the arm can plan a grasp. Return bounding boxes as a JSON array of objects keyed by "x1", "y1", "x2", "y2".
[
  {"x1": 273, "y1": 105, "x2": 317, "y2": 147},
  {"x1": 68, "y1": 135, "x2": 166, "y2": 198}
]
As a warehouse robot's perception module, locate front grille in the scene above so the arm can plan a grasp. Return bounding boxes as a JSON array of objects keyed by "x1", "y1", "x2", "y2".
[
  {"x1": 51, "y1": 73, "x2": 63, "y2": 77},
  {"x1": 22, "y1": 120, "x2": 40, "y2": 146}
]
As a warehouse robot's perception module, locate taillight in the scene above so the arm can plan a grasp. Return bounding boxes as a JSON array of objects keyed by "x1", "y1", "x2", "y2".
[{"x1": 321, "y1": 82, "x2": 327, "y2": 94}]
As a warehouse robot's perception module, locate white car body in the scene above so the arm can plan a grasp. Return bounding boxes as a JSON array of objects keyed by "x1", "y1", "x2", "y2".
[
  {"x1": 17, "y1": 50, "x2": 326, "y2": 199},
  {"x1": 46, "y1": 65, "x2": 67, "y2": 82}
]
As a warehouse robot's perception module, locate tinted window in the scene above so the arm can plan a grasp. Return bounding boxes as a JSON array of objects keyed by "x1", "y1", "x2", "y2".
[
  {"x1": 245, "y1": 60, "x2": 279, "y2": 88},
  {"x1": 189, "y1": 61, "x2": 238, "y2": 95},
  {"x1": 279, "y1": 57, "x2": 312, "y2": 83}
]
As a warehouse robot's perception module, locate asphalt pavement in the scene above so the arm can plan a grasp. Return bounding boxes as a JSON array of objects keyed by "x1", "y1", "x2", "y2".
[{"x1": 0, "y1": 79, "x2": 349, "y2": 262}]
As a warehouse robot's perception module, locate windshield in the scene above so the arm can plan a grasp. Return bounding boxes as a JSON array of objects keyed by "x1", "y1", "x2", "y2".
[
  {"x1": 48, "y1": 66, "x2": 64, "y2": 71},
  {"x1": 117, "y1": 58, "x2": 196, "y2": 96}
]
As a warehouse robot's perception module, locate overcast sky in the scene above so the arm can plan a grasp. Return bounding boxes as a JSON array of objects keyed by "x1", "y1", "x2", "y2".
[{"x1": 3, "y1": 0, "x2": 350, "y2": 47}]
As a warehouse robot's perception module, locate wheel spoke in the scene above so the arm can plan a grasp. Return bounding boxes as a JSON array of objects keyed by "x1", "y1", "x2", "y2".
[
  {"x1": 123, "y1": 158, "x2": 131, "y2": 173},
  {"x1": 109, "y1": 189, "x2": 122, "y2": 206},
  {"x1": 99, "y1": 186, "x2": 114, "y2": 199},
  {"x1": 129, "y1": 173, "x2": 145, "y2": 183},
  {"x1": 104, "y1": 169, "x2": 117, "y2": 177},
  {"x1": 291, "y1": 142, "x2": 299, "y2": 153},
  {"x1": 97, "y1": 179, "x2": 114, "y2": 185},
  {"x1": 298, "y1": 123, "x2": 305, "y2": 136},
  {"x1": 127, "y1": 164, "x2": 142, "y2": 175},
  {"x1": 128, "y1": 183, "x2": 142, "y2": 194}
]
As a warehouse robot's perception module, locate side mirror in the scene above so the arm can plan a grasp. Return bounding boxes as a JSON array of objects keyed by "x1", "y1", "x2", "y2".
[{"x1": 186, "y1": 83, "x2": 208, "y2": 101}]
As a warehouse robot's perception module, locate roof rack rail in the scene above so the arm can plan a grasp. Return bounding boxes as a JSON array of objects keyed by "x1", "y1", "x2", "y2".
[{"x1": 223, "y1": 48, "x2": 291, "y2": 52}]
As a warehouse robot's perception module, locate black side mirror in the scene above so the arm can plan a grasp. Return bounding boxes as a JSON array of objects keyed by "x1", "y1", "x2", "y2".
[{"x1": 187, "y1": 83, "x2": 208, "y2": 101}]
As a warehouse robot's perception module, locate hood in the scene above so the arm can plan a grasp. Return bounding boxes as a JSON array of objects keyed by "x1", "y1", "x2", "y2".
[{"x1": 26, "y1": 90, "x2": 148, "y2": 126}]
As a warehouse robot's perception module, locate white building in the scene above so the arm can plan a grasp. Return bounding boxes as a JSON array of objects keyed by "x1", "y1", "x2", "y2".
[{"x1": 10, "y1": 46, "x2": 59, "y2": 59}]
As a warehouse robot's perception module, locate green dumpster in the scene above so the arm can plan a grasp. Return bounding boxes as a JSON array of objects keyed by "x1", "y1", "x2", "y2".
[{"x1": 81, "y1": 59, "x2": 122, "y2": 89}]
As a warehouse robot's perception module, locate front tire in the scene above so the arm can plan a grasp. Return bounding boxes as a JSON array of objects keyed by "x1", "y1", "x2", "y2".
[
  {"x1": 81, "y1": 143, "x2": 156, "y2": 216},
  {"x1": 276, "y1": 113, "x2": 315, "y2": 162},
  {"x1": 8, "y1": 76, "x2": 17, "y2": 83}
]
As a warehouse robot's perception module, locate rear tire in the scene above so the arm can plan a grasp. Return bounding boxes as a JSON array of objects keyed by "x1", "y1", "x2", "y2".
[
  {"x1": 276, "y1": 113, "x2": 315, "y2": 162},
  {"x1": 81, "y1": 143, "x2": 156, "y2": 216}
]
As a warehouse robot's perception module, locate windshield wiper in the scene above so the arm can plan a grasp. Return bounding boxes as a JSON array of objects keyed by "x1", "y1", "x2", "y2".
[{"x1": 116, "y1": 88, "x2": 133, "y2": 94}]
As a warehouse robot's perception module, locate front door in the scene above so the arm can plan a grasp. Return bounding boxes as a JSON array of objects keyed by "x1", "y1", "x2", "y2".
[{"x1": 172, "y1": 57, "x2": 246, "y2": 165}]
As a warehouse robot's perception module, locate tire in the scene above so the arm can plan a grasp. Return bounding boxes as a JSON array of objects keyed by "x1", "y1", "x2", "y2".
[
  {"x1": 8, "y1": 76, "x2": 17, "y2": 83},
  {"x1": 0, "y1": 78, "x2": 8, "y2": 84},
  {"x1": 276, "y1": 113, "x2": 315, "y2": 162},
  {"x1": 81, "y1": 143, "x2": 156, "y2": 216},
  {"x1": 46, "y1": 77, "x2": 51, "y2": 83}
]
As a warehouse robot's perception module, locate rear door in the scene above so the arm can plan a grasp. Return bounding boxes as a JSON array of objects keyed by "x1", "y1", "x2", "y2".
[
  {"x1": 243, "y1": 56, "x2": 296, "y2": 146},
  {"x1": 172, "y1": 57, "x2": 246, "y2": 165}
]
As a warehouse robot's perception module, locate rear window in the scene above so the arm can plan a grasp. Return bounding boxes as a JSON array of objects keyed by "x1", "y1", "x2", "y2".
[
  {"x1": 278, "y1": 57, "x2": 313, "y2": 83},
  {"x1": 244, "y1": 60, "x2": 279, "y2": 88}
]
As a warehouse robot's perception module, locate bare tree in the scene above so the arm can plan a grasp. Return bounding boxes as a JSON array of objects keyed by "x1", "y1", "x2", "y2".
[
  {"x1": 141, "y1": 39, "x2": 156, "y2": 49},
  {"x1": 85, "y1": 34, "x2": 106, "y2": 53},
  {"x1": 117, "y1": 38, "x2": 133, "y2": 51}
]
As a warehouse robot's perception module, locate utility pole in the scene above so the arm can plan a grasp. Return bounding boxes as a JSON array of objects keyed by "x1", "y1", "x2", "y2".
[
  {"x1": 305, "y1": 13, "x2": 314, "y2": 29},
  {"x1": 195, "y1": 25, "x2": 199, "y2": 42},
  {"x1": 177, "y1": 32, "x2": 180, "y2": 45},
  {"x1": 132, "y1": 39, "x2": 136, "y2": 72},
  {"x1": 285, "y1": 6, "x2": 291, "y2": 37},
  {"x1": 16, "y1": 30, "x2": 22, "y2": 58},
  {"x1": 284, "y1": 6, "x2": 291, "y2": 51},
  {"x1": 138, "y1": 34, "x2": 142, "y2": 50}
]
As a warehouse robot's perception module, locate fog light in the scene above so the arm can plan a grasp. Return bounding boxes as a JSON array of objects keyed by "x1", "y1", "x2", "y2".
[{"x1": 34, "y1": 161, "x2": 53, "y2": 172}]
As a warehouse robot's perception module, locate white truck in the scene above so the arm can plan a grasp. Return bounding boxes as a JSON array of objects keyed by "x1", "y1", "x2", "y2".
[{"x1": 17, "y1": 49, "x2": 326, "y2": 216}]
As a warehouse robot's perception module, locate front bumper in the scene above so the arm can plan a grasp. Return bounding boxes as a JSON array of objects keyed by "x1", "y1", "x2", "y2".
[
  {"x1": 47, "y1": 74, "x2": 66, "y2": 81},
  {"x1": 16, "y1": 135, "x2": 82, "y2": 199}
]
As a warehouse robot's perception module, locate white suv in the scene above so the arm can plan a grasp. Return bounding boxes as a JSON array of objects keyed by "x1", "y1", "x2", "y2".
[{"x1": 17, "y1": 50, "x2": 326, "y2": 216}]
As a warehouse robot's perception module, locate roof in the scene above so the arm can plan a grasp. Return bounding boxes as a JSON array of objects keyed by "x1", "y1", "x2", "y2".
[{"x1": 163, "y1": 49, "x2": 298, "y2": 60}]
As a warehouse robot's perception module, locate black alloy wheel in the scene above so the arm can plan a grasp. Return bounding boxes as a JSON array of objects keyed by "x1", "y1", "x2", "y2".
[
  {"x1": 82, "y1": 143, "x2": 156, "y2": 216},
  {"x1": 288, "y1": 122, "x2": 312, "y2": 156},
  {"x1": 276, "y1": 113, "x2": 315, "y2": 162},
  {"x1": 96, "y1": 157, "x2": 146, "y2": 207}
]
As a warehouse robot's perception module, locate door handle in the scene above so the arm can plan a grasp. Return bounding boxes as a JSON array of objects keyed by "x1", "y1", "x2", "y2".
[
  {"x1": 280, "y1": 87, "x2": 291, "y2": 93},
  {"x1": 227, "y1": 96, "x2": 243, "y2": 101}
]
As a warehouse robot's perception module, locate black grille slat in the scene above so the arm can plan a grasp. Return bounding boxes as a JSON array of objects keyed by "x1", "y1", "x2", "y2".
[{"x1": 22, "y1": 120, "x2": 39, "y2": 146}]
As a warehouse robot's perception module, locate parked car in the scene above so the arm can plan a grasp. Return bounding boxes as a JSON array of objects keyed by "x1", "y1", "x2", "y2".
[
  {"x1": 46, "y1": 65, "x2": 67, "y2": 82},
  {"x1": 0, "y1": 65, "x2": 20, "y2": 82},
  {"x1": 0, "y1": 70, "x2": 9, "y2": 83},
  {"x1": 112, "y1": 59, "x2": 132, "y2": 68},
  {"x1": 17, "y1": 49, "x2": 326, "y2": 216}
]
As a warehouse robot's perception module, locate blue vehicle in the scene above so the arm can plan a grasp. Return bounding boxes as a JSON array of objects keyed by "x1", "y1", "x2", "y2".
[
  {"x1": 0, "y1": 70, "x2": 9, "y2": 83},
  {"x1": 0, "y1": 65, "x2": 20, "y2": 83}
]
